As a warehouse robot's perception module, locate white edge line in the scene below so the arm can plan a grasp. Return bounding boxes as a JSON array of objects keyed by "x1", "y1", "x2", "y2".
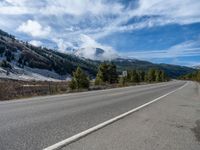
[{"x1": 43, "y1": 81, "x2": 188, "y2": 150}]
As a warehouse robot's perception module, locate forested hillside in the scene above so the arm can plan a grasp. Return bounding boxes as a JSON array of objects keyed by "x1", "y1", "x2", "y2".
[{"x1": 0, "y1": 29, "x2": 196, "y2": 80}]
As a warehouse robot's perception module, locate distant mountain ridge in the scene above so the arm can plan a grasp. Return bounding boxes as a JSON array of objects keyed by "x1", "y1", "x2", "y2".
[
  {"x1": 193, "y1": 65, "x2": 200, "y2": 69},
  {"x1": 0, "y1": 29, "x2": 196, "y2": 80}
]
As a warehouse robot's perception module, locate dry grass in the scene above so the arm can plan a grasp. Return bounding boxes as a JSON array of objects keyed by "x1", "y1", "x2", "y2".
[
  {"x1": 0, "y1": 79, "x2": 151, "y2": 101},
  {"x1": 0, "y1": 79, "x2": 69, "y2": 100}
]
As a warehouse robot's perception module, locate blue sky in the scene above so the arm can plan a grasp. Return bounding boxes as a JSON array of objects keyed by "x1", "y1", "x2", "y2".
[{"x1": 0, "y1": 0, "x2": 200, "y2": 66}]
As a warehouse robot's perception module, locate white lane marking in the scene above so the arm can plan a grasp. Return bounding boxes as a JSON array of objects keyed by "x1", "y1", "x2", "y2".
[{"x1": 43, "y1": 82, "x2": 188, "y2": 150}]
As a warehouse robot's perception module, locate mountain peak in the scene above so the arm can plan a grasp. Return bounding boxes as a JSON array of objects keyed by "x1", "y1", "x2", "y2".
[{"x1": 73, "y1": 47, "x2": 117, "y2": 60}]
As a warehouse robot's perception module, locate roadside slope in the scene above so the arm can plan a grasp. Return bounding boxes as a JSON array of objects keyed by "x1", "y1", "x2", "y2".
[{"x1": 65, "y1": 81, "x2": 200, "y2": 150}]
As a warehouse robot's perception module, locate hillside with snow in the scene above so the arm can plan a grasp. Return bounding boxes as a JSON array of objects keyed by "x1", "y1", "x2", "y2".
[{"x1": 0, "y1": 29, "x2": 196, "y2": 81}]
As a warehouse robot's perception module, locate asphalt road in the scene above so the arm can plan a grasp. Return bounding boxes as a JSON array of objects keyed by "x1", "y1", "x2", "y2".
[
  {"x1": 0, "y1": 81, "x2": 186, "y2": 150},
  {"x1": 64, "y1": 81, "x2": 200, "y2": 150}
]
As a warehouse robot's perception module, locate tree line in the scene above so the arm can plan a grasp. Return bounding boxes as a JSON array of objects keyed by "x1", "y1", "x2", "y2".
[
  {"x1": 69, "y1": 63, "x2": 169, "y2": 90},
  {"x1": 118, "y1": 68, "x2": 169, "y2": 86},
  {"x1": 179, "y1": 71, "x2": 200, "y2": 82}
]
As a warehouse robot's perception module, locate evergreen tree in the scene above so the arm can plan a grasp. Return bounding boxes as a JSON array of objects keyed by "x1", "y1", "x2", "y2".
[
  {"x1": 69, "y1": 78, "x2": 77, "y2": 90},
  {"x1": 130, "y1": 70, "x2": 139, "y2": 83},
  {"x1": 197, "y1": 71, "x2": 200, "y2": 81},
  {"x1": 0, "y1": 60, "x2": 11, "y2": 69},
  {"x1": 144, "y1": 73, "x2": 148, "y2": 82},
  {"x1": 99, "y1": 63, "x2": 109, "y2": 82},
  {"x1": 155, "y1": 70, "x2": 162, "y2": 82},
  {"x1": 161, "y1": 70, "x2": 167, "y2": 82},
  {"x1": 138, "y1": 71, "x2": 145, "y2": 82},
  {"x1": 17, "y1": 57, "x2": 24, "y2": 68},
  {"x1": 0, "y1": 46, "x2": 5, "y2": 56},
  {"x1": 108, "y1": 64, "x2": 118, "y2": 84},
  {"x1": 95, "y1": 63, "x2": 106, "y2": 85},
  {"x1": 147, "y1": 68, "x2": 156, "y2": 82},
  {"x1": 95, "y1": 63, "x2": 118, "y2": 84},
  {"x1": 69, "y1": 67, "x2": 89, "y2": 90},
  {"x1": 95, "y1": 70, "x2": 104, "y2": 85},
  {"x1": 5, "y1": 50, "x2": 12, "y2": 62}
]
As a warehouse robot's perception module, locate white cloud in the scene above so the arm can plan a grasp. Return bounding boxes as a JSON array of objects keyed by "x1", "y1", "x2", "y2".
[
  {"x1": 0, "y1": 0, "x2": 36, "y2": 15},
  {"x1": 51, "y1": 35, "x2": 118, "y2": 60},
  {"x1": 40, "y1": 0, "x2": 123, "y2": 16},
  {"x1": 5, "y1": 0, "x2": 28, "y2": 5},
  {"x1": 120, "y1": 40, "x2": 200, "y2": 59},
  {"x1": 53, "y1": 38, "x2": 75, "y2": 53},
  {"x1": 0, "y1": 0, "x2": 123, "y2": 16},
  {"x1": 75, "y1": 34, "x2": 118, "y2": 60},
  {"x1": 29, "y1": 40, "x2": 42, "y2": 47},
  {"x1": 135, "y1": 0, "x2": 200, "y2": 24},
  {"x1": 90, "y1": 0, "x2": 200, "y2": 39},
  {"x1": 1, "y1": 0, "x2": 200, "y2": 40},
  {"x1": 0, "y1": 0, "x2": 200, "y2": 64},
  {"x1": 17, "y1": 20, "x2": 51, "y2": 37},
  {"x1": 0, "y1": 6, "x2": 30, "y2": 15}
]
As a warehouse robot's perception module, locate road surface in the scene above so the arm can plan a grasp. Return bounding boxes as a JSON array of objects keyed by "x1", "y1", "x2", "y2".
[
  {"x1": 64, "y1": 81, "x2": 200, "y2": 150},
  {"x1": 0, "y1": 81, "x2": 193, "y2": 150}
]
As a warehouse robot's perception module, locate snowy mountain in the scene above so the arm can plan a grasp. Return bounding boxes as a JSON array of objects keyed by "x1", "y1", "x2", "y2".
[
  {"x1": 193, "y1": 65, "x2": 200, "y2": 69},
  {"x1": 73, "y1": 47, "x2": 117, "y2": 60},
  {"x1": 74, "y1": 47, "x2": 103, "y2": 58},
  {"x1": 0, "y1": 29, "x2": 196, "y2": 80},
  {"x1": 0, "y1": 29, "x2": 98, "y2": 81}
]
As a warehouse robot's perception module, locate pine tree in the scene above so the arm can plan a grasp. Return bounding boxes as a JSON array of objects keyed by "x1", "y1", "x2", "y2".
[
  {"x1": 161, "y1": 70, "x2": 167, "y2": 82},
  {"x1": 69, "y1": 67, "x2": 90, "y2": 90},
  {"x1": 147, "y1": 68, "x2": 156, "y2": 82},
  {"x1": 130, "y1": 70, "x2": 139, "y2": 83},
  {"x1": 0, "y1": 46, "x2": 5, "y2": 56},
  {"x1": 95, "y1": 70, "x2": 104, "y2": 85},
  {"x1": 95, "y1": 63, "x2": 118, "y2": 84},
  {"x1": 0, "y1": 60, "x2": 11, "y2": 69},
  {"x1": 95, "y1": 63, "x2": 106, "y2": 85},
  {"x1": 138, "y1": 71, "x2": 145, "y2": 82},
  {"x1": 108, "y1": 64, "x2": 118, "y2": 84},
  {"x1": 197, "y1": 71, "x2": 200, "y2": 81},
  {"x1": 99, "y1": 63, "x2": 109, "y2": 82},
  {"x1": 155, "y1": 70, "x2": 162, "y2": 82},
  {"x1": 69, "y1": 78, "x2": 76, "y2": 90}
]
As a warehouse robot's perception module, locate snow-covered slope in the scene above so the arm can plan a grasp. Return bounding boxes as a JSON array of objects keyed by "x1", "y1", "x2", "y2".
[
  {"x1": 0, "y1": 29, "x2": 97, "y2": 81},
  {"x1": 193, "y1": 65, "x2": 200, "y2": 69},
  {"x1": 0, "y1": 66, "x2": 70, "y2": 81},
  {"x1": 0, "y1": 29, "x2": 196, "y2": 80}
]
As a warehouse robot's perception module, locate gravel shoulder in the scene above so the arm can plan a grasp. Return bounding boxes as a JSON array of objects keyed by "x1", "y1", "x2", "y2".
[{"x1": 64, "y1": 81, "x2": 200, "y2": 150}]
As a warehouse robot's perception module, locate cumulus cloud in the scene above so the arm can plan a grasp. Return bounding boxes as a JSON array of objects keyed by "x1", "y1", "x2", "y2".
[
  {"x1": 17, "y1": 20, "x2": 51, "y2": 37},
  {"x1": 1, "y1": 0, "x2": 200, "y2": 40},
  {"x1": 74, "y1": 34, "x2": 118, "y2": 60},
  {"x1": 52, "y1": 38, "x2": 75, "y2": 53},
  {"x1": 29, "y1": 40, "x2": 42, "y2": 47},
  {"x1": 0, "y1": 0, "x2": 200, "y2": 63}
]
